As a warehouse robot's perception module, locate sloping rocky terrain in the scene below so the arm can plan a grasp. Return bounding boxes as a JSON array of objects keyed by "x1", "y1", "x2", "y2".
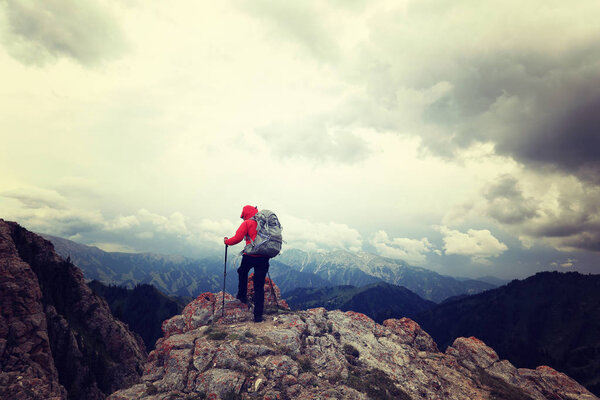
[
  {"x1": 109, "y1": 277, "x2": 597, "y2": 400},
  {"x1": 0, "y1": 220, "x2": 146, "y2": 400},
  {"x1": 414, "y1": 271, "x2": 600, "y2": 395}
]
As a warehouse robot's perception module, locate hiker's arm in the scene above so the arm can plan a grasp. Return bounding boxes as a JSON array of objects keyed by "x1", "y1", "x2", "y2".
[{"x1": 224, "y1": 221, "x2": 248, "y2": 246}]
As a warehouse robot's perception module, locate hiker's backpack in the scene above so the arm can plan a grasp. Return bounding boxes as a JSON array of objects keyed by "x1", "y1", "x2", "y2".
[{"x1": 243, "y1": 209, "x2": 283, "y2": 258}]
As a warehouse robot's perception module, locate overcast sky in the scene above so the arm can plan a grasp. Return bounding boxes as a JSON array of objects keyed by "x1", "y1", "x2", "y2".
[{"x1": 1, "y1": 0, "x2": 599, "y2": 279}]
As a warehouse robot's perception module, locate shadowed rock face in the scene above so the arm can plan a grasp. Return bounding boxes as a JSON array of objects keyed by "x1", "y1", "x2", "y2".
[
  {"x1": 0, "y1": 220, "x2": 147, "y2": 400},
  {"x1": 109, "y1": 279, "x2": 598, "y2": 400}
]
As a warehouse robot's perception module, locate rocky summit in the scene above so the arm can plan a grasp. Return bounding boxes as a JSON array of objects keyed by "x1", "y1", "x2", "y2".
[{"x1": 109, "y1": 276, "x2": 597, "y2": 400}]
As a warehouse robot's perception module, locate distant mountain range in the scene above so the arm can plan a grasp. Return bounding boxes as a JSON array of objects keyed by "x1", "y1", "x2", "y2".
[
  {"x1": 413, "y1": 271, "x2": 600, "y2": 396},
  {"x1": 45, "y1": 235, "x2": 496, "y2": 303},
  {"x1": 286, "y1": 281, "x2": 436, "y2": 323},
  {"x1": 45, "y1": 234, "x2": 232, "y2": 296},
  {"x1": 276, "y1": 249, "x2": 496, "y2": 302},
  {"x1": 475, "y1": 275, "x2": 511, "y2": 286}
]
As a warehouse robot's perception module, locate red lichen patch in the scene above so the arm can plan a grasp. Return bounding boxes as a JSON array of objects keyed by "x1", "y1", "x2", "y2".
[
  {"x1": 517, "y1": 364, "x2": 596, "y2": 398},
  {"x1": 261, "y1": 355, "x2": 299, "y2": 380},
  {"x1": 283, "y1": 316, "x2": 308, "y2": 334},
  {"x1": 214, "y1": 293, "x2": 252, "y2": 324},
  {"x1": 345, "y1": 311, "x2": 374, "y2": 324},
  {"x1": 161, "y1": 292, "x2": 220, "y2": 337},
  {"x1": 161, "y1": 315, "x2": 185, "y2": 337},
  {"x1": 535, "y1": 365, "x2": 559, "y2": 375},
  {"x1": 465, "y1": 336, "x2": 487, "y2": 346},
  {"x1": 383, "y1": 317, "x2": 420, "y2": 335},
  {"x1": 345, "y1": 311, "x2": 380, "y2": 334},
  {"x1": 383, "y1": 318, "x2": 425, "y2": 344},
  {"x1": 448, "y1": 336, "x2": 500, "y2": 371}
]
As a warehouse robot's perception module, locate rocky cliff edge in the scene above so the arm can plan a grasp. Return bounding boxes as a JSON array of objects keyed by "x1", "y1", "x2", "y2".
[
  {"x1": 109, "y1": 275, "x2": 597, "y2": 400},
  {"x1": 0, "y1": 220, "x2": 146, "y2": 400}
]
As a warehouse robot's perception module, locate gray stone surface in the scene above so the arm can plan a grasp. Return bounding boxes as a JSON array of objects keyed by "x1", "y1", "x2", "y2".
[{"x1": 108, "y1": 281, "x2": 598, "y2": 400}]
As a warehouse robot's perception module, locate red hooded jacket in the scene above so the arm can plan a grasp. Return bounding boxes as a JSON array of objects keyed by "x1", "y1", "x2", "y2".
[{"x1": 224, "y1": 205, "x2": 259, "y2": 247}]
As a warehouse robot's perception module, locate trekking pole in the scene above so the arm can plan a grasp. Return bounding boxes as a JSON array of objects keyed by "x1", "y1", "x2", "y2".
[
  {"x1": 267, "y1": 269, "x2": 278, "y2": 309},
  {"x1": 222, "y1": 244, "x2": 228, "y2": 317}
]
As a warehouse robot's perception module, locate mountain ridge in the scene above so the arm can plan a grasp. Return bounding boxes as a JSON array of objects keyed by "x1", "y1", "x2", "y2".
[
  {"x1": 45, "y1": 234, "x2": 496, "y2": 303},
  {"x1": 414, "y1": 271, "x2": 600, "y2": 396},
  {"x1": 286, "y1": 281, "x2": 436, "y2": 323},
  {"x1": 277, "y1": 248, "x2": 496, "y2": 302}
]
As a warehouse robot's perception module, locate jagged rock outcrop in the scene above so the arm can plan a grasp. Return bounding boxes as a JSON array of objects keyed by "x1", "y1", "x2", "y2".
[
  {"x1": 109, "y1": 278, "x2": 597, "y2": 400},
  {"x1": 414, "y1": 271, "x2": 600, "y2": 395},
  {"x1": 0, "y1": 220, "x2": 147, "y2": 400}
]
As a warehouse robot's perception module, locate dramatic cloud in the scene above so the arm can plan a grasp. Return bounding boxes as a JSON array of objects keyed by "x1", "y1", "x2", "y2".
[
  {"x1": 1, "y1": 187, "x2": 230, "y2": 255},
  {"x1": 436, "y1": 225, "x2": 508, "y2": 263},
  {"x1": 281, "y1": 215, "x2": 363, "y2": 252},
  {"x1": 98, "y1": 209, "x2": 239, "y2": 254},
  {"x1": 483, "y1": 174, "x2": 539, "y2": 225},
  {"x1": 2, "y1": 187, "x2": 67, "y2": 209},
  {"x1": 239, "y1": 0, "x2": 341, "y2": 62},
  {"x1": 0, "y1": 0, "x2": 126, "y2": 66},
  {"x1": 419, "y1": 48, "x2": 600, "y2": 182},
  {"x1": 474, "y1": 173, "x2": 600, "y2": 253},
  {"x1": 370, "y1": 230, "x2": 438, "y2": 265},
  {"x1": 1, "y1": 185, "x2": 367, "y2": 256},
  {"x1": 257, "y1": 117, "x2": 371, "y2": 164},
  {"x1": 346, "y1": 0, "x2": 600, "y2": 184},
  {"x1": 10, "y1": 207, "x2": 106, "y2": 238}
]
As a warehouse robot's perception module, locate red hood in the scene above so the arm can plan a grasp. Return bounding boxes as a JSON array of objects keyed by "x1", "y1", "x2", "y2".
[{"x1": 240, "y1": 205, "x2": 258, "y2": 220}]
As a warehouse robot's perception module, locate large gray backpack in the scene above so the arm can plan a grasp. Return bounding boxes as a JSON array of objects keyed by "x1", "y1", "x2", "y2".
[{"x1": 243, "y1": 209, "x2": 283, "y2": 258}]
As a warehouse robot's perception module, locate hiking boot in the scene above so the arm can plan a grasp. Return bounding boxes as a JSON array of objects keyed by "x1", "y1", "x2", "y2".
[{"x1": 254, "y1": 316, "x2": 263, "y2": 323}]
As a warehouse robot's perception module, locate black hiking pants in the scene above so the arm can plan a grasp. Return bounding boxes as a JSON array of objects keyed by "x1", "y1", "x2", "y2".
[{"x1": 237, "y1": 255, "x2": 270, "y2": 321}]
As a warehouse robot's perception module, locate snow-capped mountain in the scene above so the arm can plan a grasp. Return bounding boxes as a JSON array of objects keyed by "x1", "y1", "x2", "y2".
[{"x1": 277, "y1": 248, "x2": 495, "y2": 302}]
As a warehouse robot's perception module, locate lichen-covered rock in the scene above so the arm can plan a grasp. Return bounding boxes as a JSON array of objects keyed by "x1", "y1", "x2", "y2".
[
  {"x1": 247, "y1": 272, "x2": 290, "y2": 310},
  {"x1": 0, "y1": 219, "x2": 146, "y2": 400},
  {"x1": 520, "y1": 365, "x2": 598, "y2": 400},
  {"x1": 383, "y1": 317, "x2": 439, "y2": 352},
  {"x1": 447, "y1": 336, "x2": 598, "y2": 400},
  {"x1": 161, "y1": 275, "x2": 290, "y2": 340},
  {"x1": 447, "y1": 336, "x2": 500, "y2": 369},
  {"x1": 108, "y1": 285, "x2": 598, "y2": 400}
]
